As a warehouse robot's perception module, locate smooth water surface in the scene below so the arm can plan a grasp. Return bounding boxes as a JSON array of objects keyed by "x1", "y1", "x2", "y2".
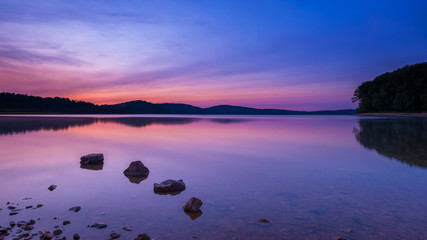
[{"x1": 0, "y1": 115, "x2": 426, "y2": 239}]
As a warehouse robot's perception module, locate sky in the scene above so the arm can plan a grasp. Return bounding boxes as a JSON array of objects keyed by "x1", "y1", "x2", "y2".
[{"x1": 0, "y1": 0, "x2": 426, "y2": 110}]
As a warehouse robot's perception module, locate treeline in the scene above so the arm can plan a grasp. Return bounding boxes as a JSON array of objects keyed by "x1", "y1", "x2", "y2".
[
  {"x1": 352, "y1": 62, "x2": 427, "y2": 113},
  {"x1": 0, "y1": 92, "x2": 118, "y2": 113}
]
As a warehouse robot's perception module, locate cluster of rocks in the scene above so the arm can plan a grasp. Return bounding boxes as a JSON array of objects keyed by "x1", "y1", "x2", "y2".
[
  {"x1": 1, "y1": 153, "x2": 207, "y2": 240},
  {"x1": 5, "y1": 201, "x2": 44, "y2": 217}
]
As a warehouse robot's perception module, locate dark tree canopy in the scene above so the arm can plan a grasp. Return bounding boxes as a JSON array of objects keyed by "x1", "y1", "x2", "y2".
[
  {"x1": 352, "y1": 62, "x2": 427, "y2": 113},
  {"x1": 0, "y1": 92, "x2": 117, "y2": 114}
]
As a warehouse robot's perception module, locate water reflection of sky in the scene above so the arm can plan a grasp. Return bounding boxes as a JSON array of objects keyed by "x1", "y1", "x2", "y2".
[{"x1": 0, "y1": 116, "x2": 426, "y2": 239}]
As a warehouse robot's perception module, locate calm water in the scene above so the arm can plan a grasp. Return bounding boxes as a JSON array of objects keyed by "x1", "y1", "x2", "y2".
[{"x1": 0, "y1": 115, "x2": 426, "y2": 240}]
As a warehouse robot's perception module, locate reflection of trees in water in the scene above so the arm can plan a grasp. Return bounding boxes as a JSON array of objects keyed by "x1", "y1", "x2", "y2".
[
  {"x1": 0, "y1": 116, "x2": 253, "y2": 135},
  {"x1": 0, "y1": 117, "x2": 97, "y2": 135},
  {"x1": 354, "y1": 118, "x2": 427, "y2": 168}
]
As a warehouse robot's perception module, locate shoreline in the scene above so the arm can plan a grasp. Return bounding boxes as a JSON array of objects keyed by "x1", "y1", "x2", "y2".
[{"x1": 357, "y1": 112, "x2": 427, "y2": 117}]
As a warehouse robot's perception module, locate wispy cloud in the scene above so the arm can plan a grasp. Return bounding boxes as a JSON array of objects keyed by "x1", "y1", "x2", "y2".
[{"x1": 0, "y1": 44, "x2": 86, "y2": 66}]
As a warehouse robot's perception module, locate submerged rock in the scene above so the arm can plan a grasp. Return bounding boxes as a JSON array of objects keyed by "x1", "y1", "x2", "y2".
[
  {"x1": 90, "y1": 222, "x2": 107, "y2": 229},
  {"x1": 183, "y1": 197, "x2": 203, "y2": 212},
  {"x1": 63, "y1": 221, "x2": 71, "y2": 225},
  {"x1": 73, "y1": 233, "x2": 80, "y2": 240},
  {"x1": 69, "y1": 206, "x2": 81, "y2": 212},
  {"x1": 110, "y1": 232, "x2": 121, "y2": 239},
  {"x1": 40, "y1": 231, "x2": 53, "y2": 240},
  {"x1": 134, "y1": 233, "x2": 150, "y2": 240},
  {"x1": 123, "y1": 226, "x2": 133, "y2": 231},
  {"x1": 80, "y1": 153, "x2": 104, "y2": 165},
  {"x1": 53, "y1": 229, "x2": 63, "y2": 236},
  {"x1": 257, "y1": 218, "x2": 270, "y2": 223},
  {"x1": 153, "y1": 179, "x2": 185, "y2": 193},
  {"x1": 48, "y1": 185, "x2": 57, "y2": 191}
]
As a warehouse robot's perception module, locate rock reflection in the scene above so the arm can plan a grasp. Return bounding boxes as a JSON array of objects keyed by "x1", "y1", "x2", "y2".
[
  {"x1": 80, "y1": 163, "x2": 104, "y2": 171},
  {"x1": 354, "y1": 118, "x2": 427, "y2": 168},
  {"x1": 124, "y1": 176, "x2": 148, "y2": 184},
  {"x1": 153, "y1": 190, "x2": 184, "y2": 196},
  {"x1": 184, "y1": 210, "x2": 203, "y2": 220}
]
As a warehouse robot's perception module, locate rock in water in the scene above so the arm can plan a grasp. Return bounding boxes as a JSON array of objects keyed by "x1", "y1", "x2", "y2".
[
  {"x1": 80, "y1": 153, "x2": 104, "y2": 165},
  {"x1": 73, "y1": 233, "x2": 80, "y2": 240},
  {"x1": 123, "y1": 161, "x2": 149, "y2": 177},
  {"x1": 69, "y1": 206, "x2": 81, "y2": 212},
  {"x1": 153, "y1": 179, "x2": 185, "y2": 193},
  {"x1": 48, "y1": 185, "x2": 57, "y2": 191},
  {"x1": 183, "y1": 197, "x2": 203, "y2": 212},
  {"x1": 123, "y1": 161, "x2": 149, "y2": 183},
  {"x1": 90, "y1": 222, "x2": 107, "y2": 229}
]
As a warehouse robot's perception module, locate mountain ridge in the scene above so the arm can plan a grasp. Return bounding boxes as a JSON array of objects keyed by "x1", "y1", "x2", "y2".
[{"x1": 0, "y1": 92, "x2": 355, "y2": 115}]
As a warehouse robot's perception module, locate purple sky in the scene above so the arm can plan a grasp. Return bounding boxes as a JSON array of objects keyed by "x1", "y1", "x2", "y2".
[{"x1": 0, "y1": 0, "x2": 426, "y2": 110}]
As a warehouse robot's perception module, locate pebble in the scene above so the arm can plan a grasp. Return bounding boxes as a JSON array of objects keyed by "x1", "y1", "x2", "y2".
[
  {"x1": 123, "y1": 226, "x2": 133, "y2": 231},
  {"x1": 134, "y1": 233, "x2": 150, "y2": 240},
  {"x1": 53, "y1": 229, "x2": 63, "y2": 236},
  {"x1": 69, "y1": 206, "x2": 81, "y2": 212},
  {"x1": 90, "y1": 222, "x2": 107, "y2": 229},
  {"x1": 40, "y1": 231, "x2": 53, "y2": 240},
  {"x1": 110, "y1": 232, "x2": 121, "y2": 239},
  {"x1": 257, "y1": 219, "x2": 271, "y2": 223}
]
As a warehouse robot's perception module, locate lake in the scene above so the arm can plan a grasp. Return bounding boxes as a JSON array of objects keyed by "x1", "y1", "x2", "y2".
[{"x1": 0, "y1": 115, "x2": 426, "y2": 240}]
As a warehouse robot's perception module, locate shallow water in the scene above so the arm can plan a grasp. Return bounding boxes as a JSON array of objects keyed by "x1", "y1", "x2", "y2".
[{"x1": 0, "y1": 115, "x2": 426, "y2": 239}]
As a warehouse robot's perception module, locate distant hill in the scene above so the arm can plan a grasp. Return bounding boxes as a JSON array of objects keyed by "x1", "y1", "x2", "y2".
[
  {"x1": 352, "y1": 62, "x2": 427, "y2": 113},
  {"x1": 102, "y1": 100, "x2": 170, "y2": 114},
  {"x1": 0, "y1": 92, "x2": 355, "y2": 115},
  {"x1": 157, "y1": 103, "x2": 204, "y2": 114},
  {"x1": 159, "y1": 103, "x2": 355, "y2": 115}
]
